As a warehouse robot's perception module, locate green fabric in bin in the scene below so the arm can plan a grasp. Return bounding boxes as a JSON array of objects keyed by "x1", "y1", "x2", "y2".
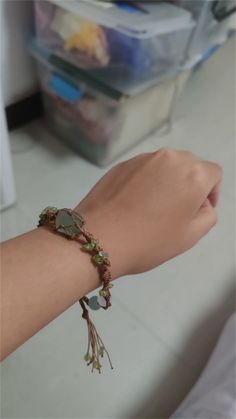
[{"x1": 49, "y1": 73, "x2": 83, "y2": 102}]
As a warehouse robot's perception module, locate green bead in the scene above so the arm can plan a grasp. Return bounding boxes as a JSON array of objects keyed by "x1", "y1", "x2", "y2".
[
  {"x1": 83, "y1": 243, "x2": 93, "y2": 251},
  {"x1": 99, "y1": 289, "x2": 107, "y2": 297},
  {"x1": 99, "y1": 251, "x2": 108, "y2": 258},
  {"x1": 84, "y1": 353, "x2": 90, "y2": 362},
  {"x1": 93, "y1": 254, "x2": 103, "y2": 265},
  {"x1": 93, "y1": 361, "x2": 101, "y2": 370},
  {"x1": 39, "y1": 206, "x2": 58, "y2": 222},
  {"x1": 41, "y1": 206, "x2": 58, "y2": 216},
  {"x1": 98, "y1": 347, "x2": 105, "y2": 356},
  {"x1": 93, "y1": 251, "x2": 108, "y2": 265},
  {"x1": 88, "y1": 296, "x2": 101, "y2": 311},
  {"x1": 83, "y1": 239, "x2": 97, "y2": 252}
]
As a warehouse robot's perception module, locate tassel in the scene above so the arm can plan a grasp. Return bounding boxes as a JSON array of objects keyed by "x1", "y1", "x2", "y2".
[{"x1": 79, "y1": 298, "x2": 113, "y2": 373}]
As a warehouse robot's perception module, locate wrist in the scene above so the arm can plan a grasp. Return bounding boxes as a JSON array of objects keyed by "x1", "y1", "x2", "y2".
[
  {"x1": 74, "y1": 205, "x2": 124, "y2": 279},
  {"x1": 36, "y1": 226, "x2": 101, "y2": 299}
]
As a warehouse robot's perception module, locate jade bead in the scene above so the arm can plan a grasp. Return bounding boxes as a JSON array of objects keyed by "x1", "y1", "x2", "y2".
[
  {"x1": 88, "y1": 296, "x2": 101, "y2": 311},
  {"x1": 55, "y1": 209, "x2": 83, "y2": 237},
  {"x1": 83, "y1": 239, "x2": 97, "y2": 251},
  {"x1": 93, "y1": 251, "x2": 108, "y2": 265}
]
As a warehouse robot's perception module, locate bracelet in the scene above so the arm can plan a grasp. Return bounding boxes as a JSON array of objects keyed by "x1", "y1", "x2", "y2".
[{"x1": 38, "y1": 206, "x2": 113, "y2": 373}]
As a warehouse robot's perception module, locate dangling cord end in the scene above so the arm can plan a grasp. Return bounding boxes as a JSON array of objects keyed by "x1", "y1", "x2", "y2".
[{"x1": 79, "y1": 298, "x2": 113, "y2": 373}]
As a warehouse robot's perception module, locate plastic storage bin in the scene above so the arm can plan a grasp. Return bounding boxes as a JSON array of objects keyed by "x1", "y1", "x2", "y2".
[
  {"x1": 34, "y1": 0, "x2": 194, "y2": 92},
  {"x1": 31, "y1": 45, "x2": 191, "y2": 166},
  {"x1": 182, "y1": 0, "x2": 235, "y2": 56}
]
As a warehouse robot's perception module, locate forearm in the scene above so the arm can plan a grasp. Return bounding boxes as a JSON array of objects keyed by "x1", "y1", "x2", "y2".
[
  {"x1": 1, "y1": 227, "x2": 100, "y2": 360},
  {"x1": 1, "y1": 150, "x2": 222, "y2": 362}
]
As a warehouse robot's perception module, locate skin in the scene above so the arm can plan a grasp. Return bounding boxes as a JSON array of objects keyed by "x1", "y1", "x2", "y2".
[{"x1": 0, "y1": 149, "x2": 222, "y2": 361}]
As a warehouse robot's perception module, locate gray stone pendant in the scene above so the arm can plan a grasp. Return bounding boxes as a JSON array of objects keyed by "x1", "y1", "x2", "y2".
[{"x1": 55, "y1": 209, "x2": 84, "y2": 238}]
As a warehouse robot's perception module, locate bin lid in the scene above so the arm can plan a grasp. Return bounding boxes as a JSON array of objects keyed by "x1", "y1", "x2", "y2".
[
  {"x1": 49, "y1": 0, "x2": 194, "y2": 38},
  {"x1": 30, "y1": 40, "x2": 126, "y2": 102},
  {"x1": 30, "y1": 39, "x2": 184, "y2": 99}
]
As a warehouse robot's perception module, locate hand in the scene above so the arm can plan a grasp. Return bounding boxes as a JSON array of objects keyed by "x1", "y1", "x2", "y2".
[
  {"x1": 76, "y1": 149, "x2": 222, "y2": 279},
  {"x1": 0, "y1": 148, "x2": 223, "y2": 359}
]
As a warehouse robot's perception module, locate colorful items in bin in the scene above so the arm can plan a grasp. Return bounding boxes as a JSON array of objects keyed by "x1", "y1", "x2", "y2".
[
  {"x1": 47, "y1": 5, "x2": 151, "y2": 75},
  {"x1": 77, "y1": 98, "x2": 115, "y2": 124},
  {"x1": 113, "y1": 1, "x2": 145, "y2": 14},
  {"x1": 46, "y1": 73, "x2": 116, "y2": 145},
  {"x1": 34, "y1": 0, "x2": 62, "y2": 49},
  {"x1": 56, "y1": 96, "x2": 115, "y2": 145},
  {"x1": 42, "y1": 53, "x2": 122, "y2": 144},
  {"x1": 31, "y1": 29, "x2": 192, "y2": 166},
  {"x1": 51, "y1": 9, "x2": 109, "y2": 67},
  {"x1": 34, "y1": 0, "x2": 194, "y2": 86},
  {"x1": 49, "y1": 73, "x2": 83, "y2": 101},
  {"x1": 37, "y1": 2, "x2": 164, "y2": 77},
  {"x1": 105, "y1": 29, "x2": 151, "y2": 78}
]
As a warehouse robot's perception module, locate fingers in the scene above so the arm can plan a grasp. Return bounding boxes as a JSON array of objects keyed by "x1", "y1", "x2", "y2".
[
  {"x1": 200, "y1": 161, "x2": 223, "y2": 202},
  {"x1": 207, "y1": 180, "x2": 221, "y2": 208},
  {"x1": 193, "y1": 201, "x2": 218, "y2": 240},
  {"x1": 189, "y1": 160, "x2": 222, "y2": 213},
  {"x1": 197, "y1": 162, "x2": 222, "y2": 235}
]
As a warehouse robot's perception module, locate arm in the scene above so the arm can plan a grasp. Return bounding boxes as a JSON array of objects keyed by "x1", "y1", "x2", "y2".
[
  {"x1": 1, "y1": 227, "x2": 100, "y2": 361},
  {"x1": 1, "y1": 149, "x2": 222, "y2": 361}
]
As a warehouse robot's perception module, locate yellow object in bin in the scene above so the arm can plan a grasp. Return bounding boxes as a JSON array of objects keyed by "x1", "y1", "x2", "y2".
[
  {"x1": 34, "y1": 0, "x2": 195, "y2": 93},
  {"x1": 31, "y1": 45, "x2": 191, "y2": 166}
]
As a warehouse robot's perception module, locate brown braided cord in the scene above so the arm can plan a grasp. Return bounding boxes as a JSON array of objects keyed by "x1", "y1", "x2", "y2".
[
  {"x1": 38, "y1": 208, "x2": 112, "y2": 310},
  {"x1": 76, "y1": 225, "x2": 112, "y2": 311},
  {"x1": 38, "y1": 207, "x2": 113, "y2": 372}
]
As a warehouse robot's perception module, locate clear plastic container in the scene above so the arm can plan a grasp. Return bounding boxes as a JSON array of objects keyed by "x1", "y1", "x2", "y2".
[
  {"x1": 182, "y1": 0, "x2": 234, "y2": 56},
  {"x1": 31, "y1": 45, "x2": 190, "y2": 166},
  {"x1": 34, "y1": 0, "x2": 194, "y2": 92}
]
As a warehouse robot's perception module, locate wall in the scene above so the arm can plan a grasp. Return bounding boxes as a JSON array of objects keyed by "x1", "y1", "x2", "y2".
[{"x1": 0, "y1": 0, "x2": 38, "y2": 106}]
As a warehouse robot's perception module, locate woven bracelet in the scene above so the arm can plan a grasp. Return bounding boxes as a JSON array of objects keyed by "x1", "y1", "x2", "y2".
[{"x1": 38, "y1": 207, "x2": 113, "y2": 373}]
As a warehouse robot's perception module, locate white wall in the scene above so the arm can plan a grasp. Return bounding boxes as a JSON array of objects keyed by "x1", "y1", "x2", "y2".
[
  {"x1": 0, "y1": 0, "x2": 38, "y2": 106},
  {"x1": 0, "y1": 80, "x2": 16, "y2": 209}
]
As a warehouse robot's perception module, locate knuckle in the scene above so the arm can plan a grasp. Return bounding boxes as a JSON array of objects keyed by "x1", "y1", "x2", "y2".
[
  {"x1": 156, "y1": 147, "x2": 174, "y2": 159},
  {"x1": 181, "y1": 150, "x2": 195, "y2": 160},
  {"x1": 157, "y1": 148, "x2": 195, "y2": 162},
  {"x1": 191, "y1": 164, "x2": 205, "y2": 186}
]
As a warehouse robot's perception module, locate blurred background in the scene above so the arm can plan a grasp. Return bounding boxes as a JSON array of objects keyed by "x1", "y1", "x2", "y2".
[{"x1": 1, "y1": 1, "x2": 236, "y2": 418}]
